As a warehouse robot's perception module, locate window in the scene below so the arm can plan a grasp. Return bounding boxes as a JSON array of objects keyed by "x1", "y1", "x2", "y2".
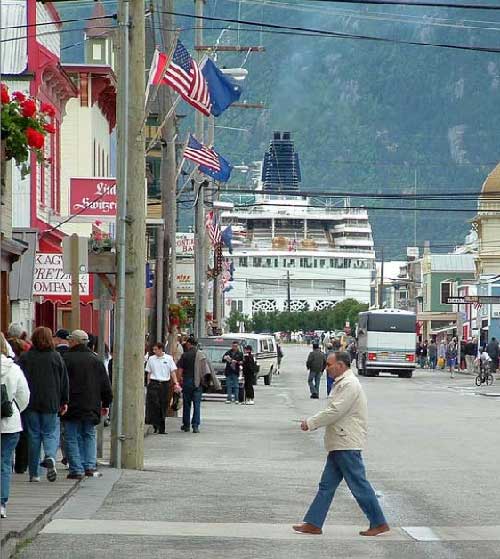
[
  {"x1": 261, "y1": 339, "x2": 269, "y2": 352},
  {"x1": 253, "y1": 257, "x2": 262, "y2": 267},
  {"x1": 319, "y1": 259, "x2": 326, "y2": 269},
  {"x1": 239, "y1": 257, "x2": 248, "y2": 267},
  {"x1": 237, "y1": 300, "x2": 243, "y2": 312},
  {"x1": 367, "y1": 313, "x2": 416, "y2": 333},
  {"x1": 274, "y1": 258, "x2": 279, "y2": 268},
  {"x1": 441, "y1": 281, "x2": 452, "y2": 304}
]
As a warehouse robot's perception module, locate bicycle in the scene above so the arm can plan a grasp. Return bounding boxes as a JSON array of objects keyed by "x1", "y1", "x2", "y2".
[{"x1": 475, "y1": 360, "x2": 494, "y2": 386}]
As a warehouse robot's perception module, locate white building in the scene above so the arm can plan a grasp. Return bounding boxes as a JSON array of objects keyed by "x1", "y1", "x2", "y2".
[{"x1": 221, "y1": 197, "x2": 375, "y2": 318}]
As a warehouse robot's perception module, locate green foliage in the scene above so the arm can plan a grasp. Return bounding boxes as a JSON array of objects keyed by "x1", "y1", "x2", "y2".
[
  {"x1": 226, "y1": 310, "x2": 252, "y2": 333},
  {"x1": 246, "y1": 299, "x2": 368, "y2": 334}
]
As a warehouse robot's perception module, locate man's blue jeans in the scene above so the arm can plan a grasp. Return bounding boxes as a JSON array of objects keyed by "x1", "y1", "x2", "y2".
[
  {"x1": 304, "y1": 450, "x2": 387, "y2": 529},
  {"x1": 1, "y1": 432, "x2": 20, "y2": 505},
  {"x1": 308, "y1": 371, "x2": 323, "y2": 396},
  {"x1": 182, "y1": 377, "x2": 202, "y2": 428},
  {"x1": 63, "y1": 420, "x2": 97, "y2": 475},
  {"x1": 23, "y1": 410, "x2": 59, "y2": 478},
  {"x1": 226, "y1": 374, "x2": 239, "y2": 402}
]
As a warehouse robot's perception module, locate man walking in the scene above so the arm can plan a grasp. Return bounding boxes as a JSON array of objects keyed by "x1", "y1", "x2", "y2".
[
  {"x1": 306, "y1": 342, "x2": 326, "y2": 399},
  {"x1": 486, "y1": 337, "x2": 499, "y2": 374},
  {"x1": 293, "y1": 351, "x2": 389, "y2": 537},
  {"x1": 177, "y1": 336, "x2": 220, "y2": 433},
  {"x1": 62, "y1": 330, "x2": 112, "y2": 479},
  {"x1": 464, "y1": 338, "x2": 477, "y2": 374},
  {"x1": 145, "y1": 342, "x2": 179, "y2": 434},
  {"x1": 428, "y1": 339, "x2": 438, "y2": 370}
]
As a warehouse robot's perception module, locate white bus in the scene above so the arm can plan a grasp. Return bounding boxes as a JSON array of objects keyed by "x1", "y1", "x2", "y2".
[{"x1": 356, "y1": 309, "x2": 416, "y2": 378}]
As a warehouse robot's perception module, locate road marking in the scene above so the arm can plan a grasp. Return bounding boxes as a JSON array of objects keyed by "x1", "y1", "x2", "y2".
[
  {"x1": 402, "y1": 526, "x2": 500, "y2": 541},
  {"x1": 41, "y1": 520, "x2": 500, "y2": 542},
  {"x1": 41, "y1": 520, "x2": 408, "y2": 540}
]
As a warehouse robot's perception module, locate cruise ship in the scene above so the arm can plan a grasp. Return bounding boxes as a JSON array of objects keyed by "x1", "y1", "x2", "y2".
[{"x1": 220, "y1": 132, "x2": 375, "y2": 317}]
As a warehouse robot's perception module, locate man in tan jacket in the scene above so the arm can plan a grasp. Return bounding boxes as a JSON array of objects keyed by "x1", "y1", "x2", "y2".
[{"x1": 293, "y1": 351, "x2": 389, "y2": 537}]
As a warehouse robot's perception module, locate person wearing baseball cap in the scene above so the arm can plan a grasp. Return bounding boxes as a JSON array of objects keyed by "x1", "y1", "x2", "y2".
[
  {"x1": 61, "y1": 330, "x2": 112, "y2": 479},
  {"x1": 54, "y1": 329, "x2": 70, "y2": 355}
]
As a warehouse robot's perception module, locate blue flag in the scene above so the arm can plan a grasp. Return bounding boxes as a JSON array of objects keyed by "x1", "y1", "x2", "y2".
[
  {"x1": 199, "y1": 153, "x2": 232, "y2": 183},
  {"x1": 221, "y1": 226, "x2": 233, "y2": 254},
  {"x1": 202, "y1": 59, "x2": 242, "y2": 117}
]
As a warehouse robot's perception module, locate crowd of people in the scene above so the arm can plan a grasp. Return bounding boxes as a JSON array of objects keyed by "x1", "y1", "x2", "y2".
[
  {"x1": 416, "y1": 336, "x2": 499, "y2": 378},
  {"x1": 1, "y1": 324, "x2": 112, "y2": 519}
]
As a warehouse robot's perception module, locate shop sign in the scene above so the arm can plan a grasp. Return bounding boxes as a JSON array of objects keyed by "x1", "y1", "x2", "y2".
[
  {"x1": 33, "y1": 253, "x2": 89, "y2": 296},
  {"x1": 176, "y1": 260, "x2": 194, "y2": 292},
  {"x1": 70, "y1": 177, "x2": 117, "y2": 217},
  {"x1": 176, "y1": 233, "x2": 195, "y2": 256}
]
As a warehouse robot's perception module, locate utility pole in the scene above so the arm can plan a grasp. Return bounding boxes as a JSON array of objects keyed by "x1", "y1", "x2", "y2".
[
  {"x1": 70, "y1": 234, "x2": 81, "y2": 330},
  {"x1": 378, "y1": 247, "x2": 384, "y2": 309},
  {"x1": 112, "y1": 0, "x2": 146, "y2": 470},
  {"x1": 287, "y1": 270, "x2": 291, "y2": 311},
  {"x1": 194, "y1": 0, "x2": 206, "y2": 339},
  {"x1": 159, "y1": 0, "x2": 178, "y2": 348}
]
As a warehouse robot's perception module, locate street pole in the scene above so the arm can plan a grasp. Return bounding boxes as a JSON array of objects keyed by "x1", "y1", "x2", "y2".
[
  {"x1": 96, "y1": 276, "x2": 106, "y2": 459},
  {"x1": 378, "y1": 247, "x2": 384, "y2": 309},
  {"x1": 70, "y1": 234, "x2": 80, "y2": 331},
  {"x1": 287, "y1": 270, "x2": 291, "y2": 311},
  {"x1": 194, "y1": 0, "x2": 206, "y2": 339},
  {"x1": 159, "y1": 0, "x2": 178, "y2": 350},
  {"x1": 112, "y1": 0, "x2": 146, "y2": 470}
]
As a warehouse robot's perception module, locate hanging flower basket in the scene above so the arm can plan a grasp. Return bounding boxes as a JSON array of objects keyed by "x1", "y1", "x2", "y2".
[
  {"x1": 168, "y1": 304, "x2": 188, "y2": 329},
  {"x1": 1, "y1": 83, "x2": 56, "y2": 176}
]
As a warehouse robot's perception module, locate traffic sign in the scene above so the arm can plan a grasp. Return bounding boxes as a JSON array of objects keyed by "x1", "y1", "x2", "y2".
[{"x1": 445, "y1": 297, "x2": 465, "y2": 304}]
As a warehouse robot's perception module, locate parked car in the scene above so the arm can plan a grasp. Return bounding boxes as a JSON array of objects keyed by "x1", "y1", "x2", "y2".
[
  {"x1": 222, "y1": 333, "x2": 278, "y2": 385},
  {"x1": 198, "y1": 337, "x2": 244, "y2": 401}
]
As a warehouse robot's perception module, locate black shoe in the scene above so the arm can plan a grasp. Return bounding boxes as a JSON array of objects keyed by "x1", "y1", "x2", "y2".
[
  {"x1": 310, "y1": 394, "x2": 315, "y2": 399},
  {"x1": 192, "y1": 426, "x2": 200, "y2": 433},
  {"x1": 158, "y1": 430, "x2": 168, "y2": 435},
  {"x1": 67, "y1": 473, "x2": 84, "y2": 480},
  {"x1": 153, "y1": 426, "x2": 158, "y2": 434},
  {"x1": 181, "y1": 425, "x2": 190, "y2": 432},
  {"x1": 312, "y1": 394, "x2": 319, "y2": 399}
]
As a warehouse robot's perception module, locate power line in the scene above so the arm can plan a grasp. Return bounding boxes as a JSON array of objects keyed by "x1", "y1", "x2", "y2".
[
  {"x1": 301, "y1": 0, "x2": 500, "y2": 9},
  {"x1": 158, "y1": 9, "x2": 500, "y2": 53},
  {"x1": 0, "y1": 12, "x2": 116, "y2": 31}
]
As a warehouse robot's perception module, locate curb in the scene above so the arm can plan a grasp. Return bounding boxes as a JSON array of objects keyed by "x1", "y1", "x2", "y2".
[{"x1": 1, "y1": 479, "x2": 82, "y2": 559}]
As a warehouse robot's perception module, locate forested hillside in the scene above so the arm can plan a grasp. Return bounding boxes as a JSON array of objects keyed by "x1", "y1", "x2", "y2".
[{"x1": 58, "y1": 1, "x2": 500, "y2": 257}]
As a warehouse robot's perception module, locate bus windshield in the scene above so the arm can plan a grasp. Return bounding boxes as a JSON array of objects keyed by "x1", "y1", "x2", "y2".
[{"x1": 367, "y1": 314, "x2": 415, "y2": 334}]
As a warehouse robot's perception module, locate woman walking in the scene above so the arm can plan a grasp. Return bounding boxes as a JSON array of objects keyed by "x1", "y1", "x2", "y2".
[
  {"x1": 18, "y1": 327, "x2": 69, "y2": 482},
  {"x1": 1, "y1": 333, "x2": 30, "y2": 518},
  {"x1": 446, "y1": 337, "x2": 458, "y2": 379},
  {"x1": 242, "y1": 345, "x2": 256, "y2": 405}
]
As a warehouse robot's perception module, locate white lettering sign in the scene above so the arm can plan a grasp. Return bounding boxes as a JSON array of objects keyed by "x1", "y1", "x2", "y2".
[{"x1": 33, "y1": 253, "x2": 89, "y2": 296}]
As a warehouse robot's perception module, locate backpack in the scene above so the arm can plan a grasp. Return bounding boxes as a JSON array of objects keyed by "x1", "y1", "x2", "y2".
[{"x1": 1, "y1": 383, "x2": 14, "y2": 418}]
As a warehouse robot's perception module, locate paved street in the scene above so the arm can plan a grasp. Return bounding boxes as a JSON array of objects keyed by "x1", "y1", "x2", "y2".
[{"x1": 17, "y1": 346, "x2": 500, "y2": 559}]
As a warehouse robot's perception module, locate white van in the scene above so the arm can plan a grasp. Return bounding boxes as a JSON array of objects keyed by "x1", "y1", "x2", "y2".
[{"x1": 222, "y1": 333, "x2": 278, "y2": 385}]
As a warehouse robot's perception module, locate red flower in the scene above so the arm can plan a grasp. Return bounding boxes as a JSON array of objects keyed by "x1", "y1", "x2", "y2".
[
  {"x1": 26, "y1": 127, "x2": 45, "y2": 150},
  {"x1": 21, "y1": 99, "x2": 37, "y2": 118},
  {"x1": 1, "y1": 84, "x2": 9, "y2": 104},
  {"x1": 12, "y1": 91, "x2": 26, "y2": 103},
  {"x1": 40, "y1": 102, "x2": 56, "y2": 117},
  {"x1": 43, "y1": 123, "x2": 56, "y2": 134}
]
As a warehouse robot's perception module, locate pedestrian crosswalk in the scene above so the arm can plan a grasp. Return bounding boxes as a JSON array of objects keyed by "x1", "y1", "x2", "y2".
[{"x1": 41, "y1": 519, "x2": 500, "y2": 542}]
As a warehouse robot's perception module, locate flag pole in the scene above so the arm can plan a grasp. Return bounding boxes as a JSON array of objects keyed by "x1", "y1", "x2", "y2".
[
  {"x1": 174, "y1": 135, "x2": 191, "y2": 183},
  {"x1": 144, "y1": 30, "x2": 179, "y2": 116}
]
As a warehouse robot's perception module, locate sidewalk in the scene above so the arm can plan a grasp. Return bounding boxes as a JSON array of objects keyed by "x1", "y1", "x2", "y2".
[
  {"x1": 0, "y1": 423, "x2": 153, "y2": 558},
  {"x1": 0, "y1": 472, "x2": 81, "y2": 558}
]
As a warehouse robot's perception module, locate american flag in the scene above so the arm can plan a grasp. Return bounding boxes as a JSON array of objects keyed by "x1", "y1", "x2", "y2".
[
  {"x1": 474, "y1": 301, "x2": 482, "y2": 310},
  {"x1": 151, "y1": 41, "x2": 211, "y2": 116},
  {"x1": 184, "y1": 135, "x2": 221, "y2": 171},
  {"x1": 205, "y1": 210, "x2": 222, "y2": 246}
]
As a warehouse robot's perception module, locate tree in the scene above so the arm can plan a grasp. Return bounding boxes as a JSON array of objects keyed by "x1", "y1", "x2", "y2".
[{"x1": 226, "y1": 310, "x2": 251, "y2": 333}]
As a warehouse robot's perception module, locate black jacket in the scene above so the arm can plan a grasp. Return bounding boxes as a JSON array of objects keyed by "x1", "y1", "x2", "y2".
[
  {"x1": 62, "y1": 345, "x2": 113, "y2": 425},
  {"x1": 222, "y1": 349, "x2": 243, "y2": 376},
  {"x1": 18, "y1": 348, "x2": 69, "y2": 414},
  {"x1": 306, "y1": 349, "x2": 326, "y2": 373}
]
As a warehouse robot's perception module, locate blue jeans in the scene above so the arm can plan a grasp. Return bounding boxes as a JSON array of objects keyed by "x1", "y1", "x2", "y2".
[
  {"x1": 1, "y1": 432, "x2": 20, "y2": 505},
  {"x1": 327, "y1": 376, "x2": 335, "y2": 396},
  {"x1": 428, "y1": 356, "x2": 437, "y2": 369},
  {"x1": 182, "y1": 377, "x2": 202, "y2": 428},
  {"x1": 308, "y1": 371, "x2": 323, "y2": 396},
  {"x1": 63, "y1": 420, "x2": 97, "y2": 475},
  {"x1": 226, "y1": 374, "x2": 239, "y2": 402},
  {"x1": 304, "y1": 450, "x2": 387, "y2": 529},
  {"x1": 23, "y1": 410, "x2": 59, "y2": 478}
]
